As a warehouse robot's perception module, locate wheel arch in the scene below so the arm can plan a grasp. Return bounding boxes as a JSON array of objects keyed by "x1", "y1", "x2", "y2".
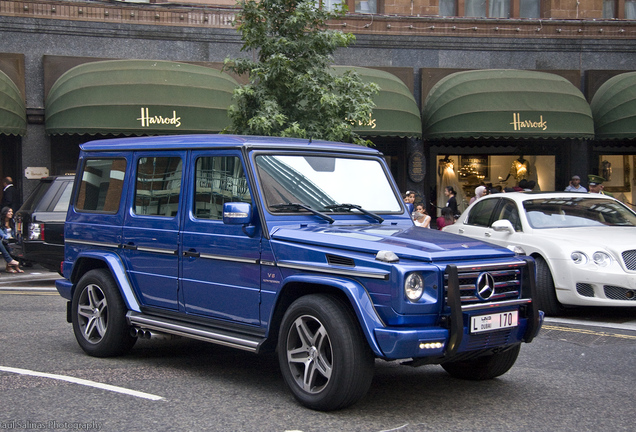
[
  {"x1": 70, "y1": 251, "x2": 141, "y2": 313},
  {"x1": 265, "y1": 274, "x2": 385, "y2": 357}
]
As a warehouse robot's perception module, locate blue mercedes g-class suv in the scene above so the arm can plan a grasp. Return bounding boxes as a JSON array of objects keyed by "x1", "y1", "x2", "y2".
[{"x1": 56, "y1": 134, "x2": 542, "y2": 411}]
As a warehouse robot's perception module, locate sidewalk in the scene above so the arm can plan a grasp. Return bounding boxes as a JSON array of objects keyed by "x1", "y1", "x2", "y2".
[{"x1": 0, "y1": 264, "x2": 61, "y2": 285}]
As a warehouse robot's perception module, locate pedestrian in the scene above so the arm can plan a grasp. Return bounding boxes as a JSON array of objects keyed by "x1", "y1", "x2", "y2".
[
  {"x1": 403, "y1": 190, "x2": 415, "y2": 204},
  {"x1": 437, "y1": 207, "x2": 455, "y2": 230},
  {"x1": 565, "y1": 175, "x2": 587, "y2": 192},
  {"x1": 588, "y1": 175, "x2": 613, "y2": 196},
  {"x1": 444, "y1": 186, "x2": 458, "y2": 217},
  {"x1": 1, "y1": 177, "x2": 15, "y2": 210},
  {"x1": 0, "y1": 206, "x2": 22, "y2": 273},
  {"x1": 470, "y1": 185, "x2": 487, "y2": 204},
  {"x1": 413, "y1": 203, "x2": 431, "y2": 228},
  {"x1": 1, "y1": 207, "x2": 15, "y2": 242}
]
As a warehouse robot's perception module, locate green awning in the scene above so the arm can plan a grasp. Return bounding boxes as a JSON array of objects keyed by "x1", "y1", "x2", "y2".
[
  {"x1": 422, "y1": 69, "x2": 594, "y2": 140},
  {"x1": 45, "y1": 60, "x2": 238, "y2": 136},
  {"x1": 0, "y1": 70, "x2": 26, "y2": 136},
  {"x1": 332, "y1": 66, "x2": 422, "y2": 138},
  {"x1": 590, "y1": 72, "x2": 636, "y2": 140}
]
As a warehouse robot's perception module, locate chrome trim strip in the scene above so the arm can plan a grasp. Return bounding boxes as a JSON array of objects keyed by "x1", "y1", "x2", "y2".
[
  {"x1": 454, "y1": 261, "x2": 526, "y2": 272},
  {"x1": 199, "y1": 253, "x2": 259, "y2": 264},
  {"x1": 461, "y1": 298, "x2": 532, "y2": 312},
  {"x1": 127, "y1": 312, "x2": 260, "y2": 353},
  {"x1": 277, "y1": 262, "x2": 389, "y2": 280},
  {"x1": 137, "y1": 246, "x2": 178, "y2": 255},
  {"x1": 65, "y1": 238, "x2": 120, "y2": 249}
]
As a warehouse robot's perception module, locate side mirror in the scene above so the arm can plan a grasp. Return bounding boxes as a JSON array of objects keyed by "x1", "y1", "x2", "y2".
[
  {"x1": 223, "y1": 202, "x2": 252, "y2": 225},
  {"x1": 491, "y1": 219, "x2": 515, "y2": 234}
]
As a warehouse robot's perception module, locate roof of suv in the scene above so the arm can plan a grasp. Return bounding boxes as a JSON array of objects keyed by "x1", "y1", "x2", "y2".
[{"x1": 80, "y1": 134, "x2": 380, "y2": 154}]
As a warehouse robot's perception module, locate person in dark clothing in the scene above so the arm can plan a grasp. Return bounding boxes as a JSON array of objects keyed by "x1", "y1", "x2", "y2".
[
  {"x1": 444, "y1": 186, "x2": 459, "y2": 217},
  {"x1": 1, "y1": 177, "x2": 15, "y2": 210}
]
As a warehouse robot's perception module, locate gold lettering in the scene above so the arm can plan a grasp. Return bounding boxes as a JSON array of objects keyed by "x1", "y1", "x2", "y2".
[
  {"x1": 137, "y1": 107, "x2": 182, "y2": 128},
  {"x1": 510, "y1": 113, "x2": 547, "y2": 131}
]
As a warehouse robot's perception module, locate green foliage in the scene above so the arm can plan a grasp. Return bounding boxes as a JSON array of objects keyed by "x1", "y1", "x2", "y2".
[{"x1": 224, "y1": 0, "x2": 378, "y2": 145}]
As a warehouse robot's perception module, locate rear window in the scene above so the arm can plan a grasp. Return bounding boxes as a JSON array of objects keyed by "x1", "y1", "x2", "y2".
[
  {"x1": 19, "y1": 180, "x2": 53, "y2": 212},
  {"x1": 75, "y1": 158, "x2": 127, "y2": 213}
]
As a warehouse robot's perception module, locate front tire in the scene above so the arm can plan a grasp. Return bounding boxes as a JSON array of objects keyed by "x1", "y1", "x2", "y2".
[
  {"x1": 535, "y1": 256, "x2": 564, "y2": 316},
  {"x1": 71, "y1": 269, "x2": 137, "y2": 357},
  {"x1": 278, "y1": 294, "x2": 375, "y2": 411},
  {"x1": 442, "y1": 344, "x2": 521, "y2": 380}
]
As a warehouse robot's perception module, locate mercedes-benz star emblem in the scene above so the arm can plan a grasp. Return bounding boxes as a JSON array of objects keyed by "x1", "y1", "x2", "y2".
[{"x1": 476, "y1": 272, "x2": 496, "y2": 300}]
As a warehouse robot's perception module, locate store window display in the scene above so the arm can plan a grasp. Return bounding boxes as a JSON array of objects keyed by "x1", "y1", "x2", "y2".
[{"x1": 436, "y1": 156, "x2": 466, "y2": 216}]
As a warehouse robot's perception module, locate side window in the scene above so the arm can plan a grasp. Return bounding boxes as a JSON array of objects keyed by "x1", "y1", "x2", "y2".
[
  {"x1": 52, "y1": 181, "x2": 73, "y2": 213},
  {"x1": 134, "y1": 157, "x2": 182, "y2": 217},
  {"x1": 466, "y1": 198, "x2": 499, "y2": 227},
  {"x1": 496, "y1": 199, "x2": 522, "y2": 231},
  {"x1": 194, "y1": 156, "x2": 251, "y2": 220},
  {"x1": 76, "y1": 158, "x2": 127, "y2": 213}
]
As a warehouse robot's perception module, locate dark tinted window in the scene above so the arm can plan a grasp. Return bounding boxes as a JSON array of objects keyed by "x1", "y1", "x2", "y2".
[
  {"x1": 466, "y1": 198, "x2": 499, "y2": 227},
  {"x1": 495, "y1": 199, "x2": 522, "y2": 231},
  {"x1": 19, "y1": 180, "x2": 52, "y2": 212},
  {"x1": 194, "y1": 156, "x2": 251, "y2": 220},
  {"x1": 76, "y1": 159, "x2": 127, "y2": 213},
  {"x1": 134, "y1": 157, "x2": 182, "y2": 217}
]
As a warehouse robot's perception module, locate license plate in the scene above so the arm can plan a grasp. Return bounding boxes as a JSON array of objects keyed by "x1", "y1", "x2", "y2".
[{"x1": 470, "y1": 311, "x2": 518, "y2": 334}]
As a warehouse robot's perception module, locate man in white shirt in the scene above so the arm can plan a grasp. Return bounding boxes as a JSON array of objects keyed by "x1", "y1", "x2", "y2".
[{"x1": 564, "y1": 175, "x2": 587, "y2": 193}]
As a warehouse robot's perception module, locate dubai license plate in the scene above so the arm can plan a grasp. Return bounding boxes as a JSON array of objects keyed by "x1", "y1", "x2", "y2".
[{"x1": 470, "y1": 311, "x2": 518, "y2": 334}]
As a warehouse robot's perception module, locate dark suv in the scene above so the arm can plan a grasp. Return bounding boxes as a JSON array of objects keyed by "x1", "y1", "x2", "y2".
[{"x1": 14, "y1": 175, "x2": 74, "y2": 272}]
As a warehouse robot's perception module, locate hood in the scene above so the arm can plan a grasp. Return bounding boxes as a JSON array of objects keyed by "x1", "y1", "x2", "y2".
[
  {"x1": 535, "y1": 226, "x2": 636, "y2": 252},
  {"x1": 270, "y1": 224, "x2": 515, "y2": 262}
]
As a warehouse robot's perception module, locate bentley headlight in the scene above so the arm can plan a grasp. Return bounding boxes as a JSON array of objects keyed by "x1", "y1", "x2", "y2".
[
  {"x1": 593, "y1": 251, "x2": 612, "y2": 267},
  {"x1": 404, "y1": 273, "x2": 424, "y2": 302},
  {"x1": 571, "y1": 251, "x2": 588, "y2": 265}
]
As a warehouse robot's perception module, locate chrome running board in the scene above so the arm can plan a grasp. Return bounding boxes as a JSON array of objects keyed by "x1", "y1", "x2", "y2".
[{"x1": 126, "y1": 311, "x2": 264, "y2": 353}]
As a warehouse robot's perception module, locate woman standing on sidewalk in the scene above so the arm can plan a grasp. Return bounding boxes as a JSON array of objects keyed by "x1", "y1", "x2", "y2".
[{"x1": 1, "y1": 207, "x2": 22, "y2": 273}]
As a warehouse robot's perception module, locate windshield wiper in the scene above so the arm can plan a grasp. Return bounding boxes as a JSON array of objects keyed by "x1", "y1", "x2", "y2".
[
  {"x1": 270, "y1": 203, "x2": 335, "y2": 224},
  {"x1": 325, "y1": 203, "x2": 384, "y2": 223}
]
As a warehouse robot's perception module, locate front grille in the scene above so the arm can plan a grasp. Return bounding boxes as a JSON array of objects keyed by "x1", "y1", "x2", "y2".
[
  {"x1": 576, "y1": 283, "x2": 595, "y2": 297},
  {"x1": 444, "y1": 262, "x2": 523, "y2": 306},
  {"x1": 604, "y1": 285, "x2": 636, "y2": 301},
  {"x1": 466, "y1": 329, "x2": 514, "y2": 351},
  {"x1": 621, "y1": 250, "x2": 636, "y2": 270}
]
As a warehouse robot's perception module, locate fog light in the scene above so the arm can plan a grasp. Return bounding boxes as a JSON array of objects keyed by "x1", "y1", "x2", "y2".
[{"x1": 419, "y1": 341, "x2": 444, "y2": 350}]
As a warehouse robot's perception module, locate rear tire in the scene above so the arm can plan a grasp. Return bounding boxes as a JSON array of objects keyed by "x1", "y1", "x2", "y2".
[
  {"x1": 278, "y1": 294, "x2": 375, "y2": 411},
  {"x1": 71, "y1": 269, "x2": 137, "y2": 357},
  {"x1": 442, "y1": 344, "x2": 521, "y2": 380},
  {"x1": 535, "y1": 256, "x2": 564, "y2": 316}
]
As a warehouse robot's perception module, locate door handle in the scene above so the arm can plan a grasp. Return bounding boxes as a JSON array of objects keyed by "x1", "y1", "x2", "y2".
[
  {"x1": 183, "y1": 250, "x2": 200, "y2": 258},
  {"x1": 122, "y1": 243, "x2": 138, "y2": 250}
]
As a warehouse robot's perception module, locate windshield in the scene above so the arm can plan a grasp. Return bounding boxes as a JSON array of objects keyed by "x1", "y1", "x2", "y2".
[
  {"x1": 255, "y1": 155, "x2": 402, "y2": 213},
  {"x1": 523, "y1": 197, "x2": 636, "y2": 228}
]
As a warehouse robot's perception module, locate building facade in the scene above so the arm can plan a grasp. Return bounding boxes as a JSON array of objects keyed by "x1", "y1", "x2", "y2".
[{"x1": 1, "y1": 0, "x2": 636, "y2": 213}]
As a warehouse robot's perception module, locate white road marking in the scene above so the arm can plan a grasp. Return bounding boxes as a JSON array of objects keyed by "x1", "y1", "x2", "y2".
[{"x1": 0, "y1": 366, "x2": 164, "y2": 401}]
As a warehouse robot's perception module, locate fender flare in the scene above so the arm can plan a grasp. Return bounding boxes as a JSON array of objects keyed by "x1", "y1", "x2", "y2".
[
  {"x1": 72, "y1": 251, "x2": 141, "y2": 313},
  {"x1": 279, "y1": 274, "x2": 386, "y2": 357}
]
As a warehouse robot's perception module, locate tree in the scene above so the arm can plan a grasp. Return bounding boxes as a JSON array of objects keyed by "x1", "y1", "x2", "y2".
[{"x1": 224, "y1": 0, "x2": 378, "y2": 145}]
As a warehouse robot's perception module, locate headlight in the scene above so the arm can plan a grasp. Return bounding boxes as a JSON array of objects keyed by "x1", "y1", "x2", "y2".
[
  {"x1": 571, "y1": 251, "x2": 588, "y2": 265},
  {"x1": 404, "y1": 273, "x2": 424, "y2": 302},
  {"x1": 593, "y1": 251, "x2": 612, "y2": 267}
]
